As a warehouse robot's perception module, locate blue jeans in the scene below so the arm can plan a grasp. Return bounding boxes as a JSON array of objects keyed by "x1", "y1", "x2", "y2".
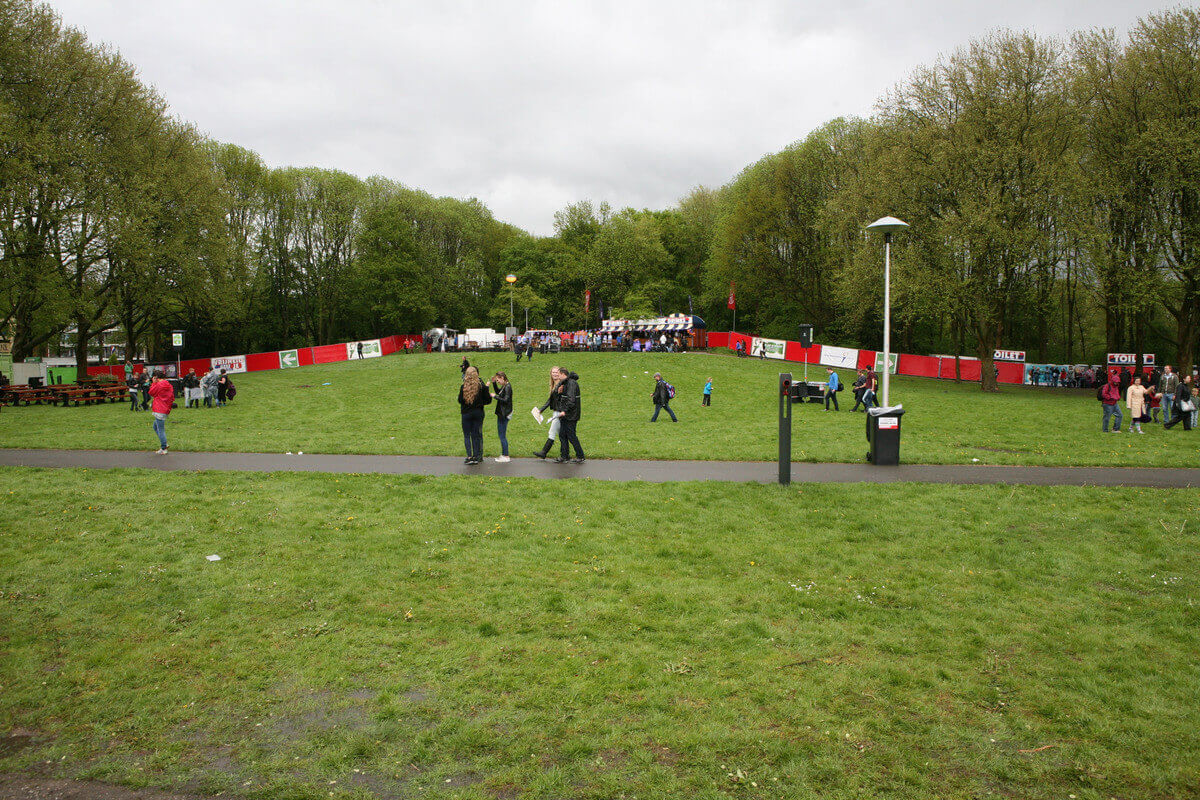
[
  {"x1": 129, "y1": 390, "x2": 138, "y2": 411},
  {"x1": 497, "y1": 415, "x2": 509, "y2": 457},
  {"x1": 652, "y1": 402, "x2": 676, "y2": 422},
  {"x1": 1164, "y1": 393, "x2": 1174, "y2": 423},
  {"x1": 152, "y1": 415, "x2": 167, "y2": 449},
  {"x1": 1102, "y1": 403, "x2": 1121, "y2": 432},
  {"x1": 461, "y1": 409, "x2": 484, "y2": 459},
  {"x1": 861, "y1": 390, "x2": 876, "y2": 410}
]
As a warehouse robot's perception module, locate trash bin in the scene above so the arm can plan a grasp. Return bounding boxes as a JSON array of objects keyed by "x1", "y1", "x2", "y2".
[{"x1": 866, "y1": 405, "x2": 905, "y2": 465}]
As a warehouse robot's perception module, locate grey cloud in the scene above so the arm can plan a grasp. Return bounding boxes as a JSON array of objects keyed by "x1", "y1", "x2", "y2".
[{"x1": 51, "y1": 0, "x2": 1180, "y2": 234}]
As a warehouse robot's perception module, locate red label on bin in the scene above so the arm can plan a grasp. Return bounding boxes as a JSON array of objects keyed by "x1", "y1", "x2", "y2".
[{"x1": 878, "y1": 417, "x2": 898, "y2": 429}]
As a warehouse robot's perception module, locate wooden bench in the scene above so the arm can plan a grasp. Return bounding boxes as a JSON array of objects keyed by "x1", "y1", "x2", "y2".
[
  {"x1": 5, "y1": 387, "x2": 58, "y2": 405},
  {"x1": 54, "y1": 387, "x2": 109, "y2": 406}
]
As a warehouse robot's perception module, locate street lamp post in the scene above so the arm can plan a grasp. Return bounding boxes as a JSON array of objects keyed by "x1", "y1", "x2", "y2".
[
  {"x1": 865, "y1": 216, "x2": 909, "y2": 408},
  {"x1": 505, "y1": 274, "x2": 517, "y2": 329}
]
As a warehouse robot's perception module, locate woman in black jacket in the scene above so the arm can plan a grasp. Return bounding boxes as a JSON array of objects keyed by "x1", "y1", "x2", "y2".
[
  {"x1": 457, "y1": 366, "x2": 491, "y2": 465},
  {"x1": 533, "y1": 367, "x2": 564, "y2": 459},
  {"x1": 490, "y1": 371, "x2": 513, "y2": 463}
]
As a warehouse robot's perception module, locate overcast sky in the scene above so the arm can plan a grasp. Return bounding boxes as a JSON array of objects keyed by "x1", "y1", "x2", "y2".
[{"x1": 49, "y1": 0, "x2": 1180, "y2": 235}]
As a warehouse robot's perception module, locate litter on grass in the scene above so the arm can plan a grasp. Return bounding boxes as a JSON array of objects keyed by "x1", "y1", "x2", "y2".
[{"x1": 206, "y1": 554, "x2": 221, "y2": 562}]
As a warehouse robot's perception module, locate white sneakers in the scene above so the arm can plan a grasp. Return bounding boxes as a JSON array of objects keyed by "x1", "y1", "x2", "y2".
[
  {"x1": 495, "y1": 455, "x2": 510, "y2": 463},
  {"x1": 154, "y1": 448, "x2": 168, "y2": 455}
]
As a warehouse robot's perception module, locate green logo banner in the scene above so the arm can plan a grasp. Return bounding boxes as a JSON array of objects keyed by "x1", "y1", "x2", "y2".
[
  {"x1": 279, "y1": 349, "x2": 299, "y2": 368},
  {"x1": 874, "y1": 352, "x2": 898, "y2": 375}
]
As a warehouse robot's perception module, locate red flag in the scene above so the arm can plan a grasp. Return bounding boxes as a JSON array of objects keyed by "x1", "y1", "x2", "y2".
[
  {"x1": 585, "y1": 289, "x2": 591, "y2": 312},
  {"x1": 727, "y1": 282, "x2": 736, "y2": 310}
]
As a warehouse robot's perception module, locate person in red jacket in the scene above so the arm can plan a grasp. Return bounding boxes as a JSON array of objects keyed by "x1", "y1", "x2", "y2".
[
  {"x1": 1099, "y1": 371, "x2": 1122, "y2": 433},
  {"x1": 148, "y1": 370, "x2": 175, "y2": 454}
]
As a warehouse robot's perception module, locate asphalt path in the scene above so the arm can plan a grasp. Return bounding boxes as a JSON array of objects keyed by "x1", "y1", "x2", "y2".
[{"x1": 2, "y1": 449, "x2": 1199, "y2": 487}]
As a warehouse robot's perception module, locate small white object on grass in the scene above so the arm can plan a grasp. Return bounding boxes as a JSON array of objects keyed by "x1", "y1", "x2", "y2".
[
  {"x1": 206, "y1": 554, "x2": 221, "y2": 562},
  {"x1": 972, "y1": 458, "x2": 980, "y2": 462},
  {"x1": 297, "y1": 451, "x2": 303, "y2": 455}
]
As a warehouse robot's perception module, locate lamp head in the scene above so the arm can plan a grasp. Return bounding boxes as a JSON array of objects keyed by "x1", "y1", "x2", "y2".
[
  {"x1": 505, "y1": 274, "x2": 517, "y2": 284},
  {"x1": 866, "y1": 217, "x2": 909, "y2": 241}
]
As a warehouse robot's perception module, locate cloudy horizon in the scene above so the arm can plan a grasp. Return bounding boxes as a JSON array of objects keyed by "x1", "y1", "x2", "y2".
[{"x1": 49, "y1": 0, "x2": 1181, "y2": 235}]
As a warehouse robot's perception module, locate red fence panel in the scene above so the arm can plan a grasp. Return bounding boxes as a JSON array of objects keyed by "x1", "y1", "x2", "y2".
[
  {"x1": 312, "y1": 344, "x2": 347, "y2": 364},
  {"x1": 296, "y1": 347, "x2": 315, "y2": 367},
  {"x1": 783, "y1": 342, "x2": 821, "y2": 364},
  {"x1": 707, "y1": 332, "x2": 729, "y2": 349},
  {"x1": 245, "y1": 352, "x2": 280, "y2": 372},
  {"x1": 180, "y1": 358, "x2": 212, "y2": 375},
  {"x1": 380, "y1": 336, "x2": 398, "y2": 356},
  {"x1": 898, "y1": 354, "x2": 939, "y2": 378}
]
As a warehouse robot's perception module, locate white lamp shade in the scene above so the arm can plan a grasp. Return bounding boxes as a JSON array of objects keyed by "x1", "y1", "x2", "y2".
[{"x1": 866, "y1": 216, "x2": 909, "y2": 234}]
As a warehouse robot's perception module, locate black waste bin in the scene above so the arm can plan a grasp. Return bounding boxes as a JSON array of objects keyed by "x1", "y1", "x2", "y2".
[{"x1": 866, "y1": 406, "x2": 905, "y2": 465}]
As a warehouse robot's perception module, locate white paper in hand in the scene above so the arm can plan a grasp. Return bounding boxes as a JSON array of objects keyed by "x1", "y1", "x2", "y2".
[{"x1": 531, "y1": 407, "x2": 544, "y2": 424}]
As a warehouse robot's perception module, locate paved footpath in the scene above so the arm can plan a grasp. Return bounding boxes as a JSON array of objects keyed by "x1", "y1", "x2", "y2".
[{"x1": 2, "y1": 449, "x2": 1199, "y2": 487}]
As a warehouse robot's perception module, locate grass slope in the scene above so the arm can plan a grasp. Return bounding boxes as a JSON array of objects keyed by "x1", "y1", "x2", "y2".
[
  {"x1": 1, "y1": 351, "x2": 1196, "y2": 466},
  {"x1": 1, "y1": 468, "x2": 1197, "y2": 799}
]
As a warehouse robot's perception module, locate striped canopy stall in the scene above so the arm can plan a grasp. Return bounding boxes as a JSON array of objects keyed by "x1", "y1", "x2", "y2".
[{"x1": 600, "y1": 314, "x2": 705, "y2": 333}]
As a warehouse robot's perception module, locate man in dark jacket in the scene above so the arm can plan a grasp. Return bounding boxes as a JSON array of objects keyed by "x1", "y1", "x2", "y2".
[
  {"x1": 651, "y1": 373, "x2": 677, "y2": 422},
  {"x1": 556, "y1": 370, "x2": 585, "y2": 463}
]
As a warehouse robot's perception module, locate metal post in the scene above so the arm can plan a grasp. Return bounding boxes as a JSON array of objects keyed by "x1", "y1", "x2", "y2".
[
  {"x1": 779, "y1": 372, "x2": 792, "y2": 485},
  {"x1": 883, "y1": 232, "x2": 892, "y2": 409}
]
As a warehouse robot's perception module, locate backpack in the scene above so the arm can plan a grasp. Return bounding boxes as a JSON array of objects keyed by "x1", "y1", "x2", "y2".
[
  {"x1": 665, "y1": 382, "x2": 676, "y2": 399},
  {"x1": 1096, "y1": 383, "x2": 1105, "y2": 402}
]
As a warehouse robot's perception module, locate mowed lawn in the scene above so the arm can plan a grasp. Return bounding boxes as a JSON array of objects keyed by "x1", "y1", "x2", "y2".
[
  {"x1": 1, "y1": 351, "x2": 1197, "y2": 466},
  {"x1": 1, "y1": 468, "x2": 1198, "y2": 799}
]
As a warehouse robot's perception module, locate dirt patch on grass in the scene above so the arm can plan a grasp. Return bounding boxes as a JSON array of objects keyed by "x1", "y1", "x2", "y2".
[
  {"x1": 0, "y1": 774, "x2": 204, "y2": 800},
  {"x1": 0, "y1": 730, "x2": 38, "y2": 760}
]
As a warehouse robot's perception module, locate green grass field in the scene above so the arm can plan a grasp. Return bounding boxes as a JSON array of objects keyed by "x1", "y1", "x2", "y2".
[
  {"x1": 1, "y1": 352, "x2": 1195, "y2": 466},
  {"x1": 1, "y1": 469, "x2": 1197, "y2": 799}
]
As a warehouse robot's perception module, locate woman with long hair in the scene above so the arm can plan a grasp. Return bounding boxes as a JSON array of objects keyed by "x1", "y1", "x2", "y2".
[
  {"x1": 457, "y1": 365, "x2": 491, "y2": 465},
  {"x1": 490, "y1": 371, "x2": 513, "y2": 463},
  {"x1": 533, "y1": 367, "x2": 564, "y2": 459}
]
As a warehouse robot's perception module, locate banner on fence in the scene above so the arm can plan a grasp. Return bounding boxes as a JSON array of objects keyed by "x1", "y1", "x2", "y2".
[
  {"x1": 211, "y1": 355, "x2": 247, "y2": 374},
  {"x1": 279, "y1": 349, "x2": 299, "y2": 369},
  {"x1": 346, "y1": 339, "x2": 382, "y2": 359},
  {"x1": 821, "y1": 345, "x2": 859, "y2": 369},
  {"x1": 993, "y1": 349, "x2": 1026, "y2": 362},
  {"x1": 874, "y1": 352, "x2": 898, "y2": 375},
  {"x1": 749, "y1": 337, "x2": 787, "y2": 360},
  {"x1": 1107, "y1": 353, "x2": 1155, "y2": 366}
]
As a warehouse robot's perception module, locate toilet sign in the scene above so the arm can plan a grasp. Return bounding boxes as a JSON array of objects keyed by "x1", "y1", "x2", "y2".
[{"x1": 1107, "y1": 353, "x2": 1155, "y2": 366}]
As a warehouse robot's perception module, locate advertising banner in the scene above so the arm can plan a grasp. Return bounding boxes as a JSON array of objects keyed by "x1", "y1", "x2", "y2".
[
  {"x1": 993, "y1": 349, "x2": 1026, "y2": 362},
  {"x1": 211, "y1": 355, "x2": 247, "y2": 374},
  {"x1": 0, "y1": 353, "x2": 11, "y2": 380},
  {"x1": 279, "y1": 349, "x2": 300, "y2": 369},
  {"x1": 1107, "y1": 353, "x2": 1155, "y2": 366},
  {"x1": 749, "y1": 337, "x2": 787, "y2": 360},
  {"x1": 821, "y1": 345, "x2": 859, "y2": 369},
  {"x1": 346, "y1": 339, "x2": 382, "y2": 359},
  {"x1": 874, "y1": 352, "x2": 899, "y2": 375}
]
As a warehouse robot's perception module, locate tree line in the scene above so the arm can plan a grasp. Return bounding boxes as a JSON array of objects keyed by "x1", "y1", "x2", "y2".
[{"x1": 3, "y1": 1, "x2": 1199, "y2": 388}]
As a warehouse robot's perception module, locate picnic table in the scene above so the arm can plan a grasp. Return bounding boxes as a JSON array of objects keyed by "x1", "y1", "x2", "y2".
[
  {"x1": 53, "y1": 384, "x2": 125, "y2": 406},
  {"x1": 4, "y1": 386, "x2": 59, "y2": 406}
]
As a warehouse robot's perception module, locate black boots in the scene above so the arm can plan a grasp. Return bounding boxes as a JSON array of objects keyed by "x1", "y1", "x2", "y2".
[{"x1": 533, "y1": 439, "x2": 554, "y2": 459}]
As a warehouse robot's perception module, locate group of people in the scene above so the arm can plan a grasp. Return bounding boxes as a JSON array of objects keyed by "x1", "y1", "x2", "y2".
[
  {"x1": 180, "y1": 367, "x2": 234, "y2": 408},
  {"x1": 458, "y1": 358, "x2": 584, "y2": 465},
  {"x1": 1099, "y1": 364, "x2": 1198, "y2": 433}
]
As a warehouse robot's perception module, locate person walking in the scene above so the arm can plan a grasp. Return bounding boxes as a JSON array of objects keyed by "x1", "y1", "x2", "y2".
[
  {"x1": 201, "y1": 367, "x2": 218, "y2": 408},
  {"x1": 126, "y1": 369, "x2": 140, "y2": 411},
  {"x1": 1100, "y1": 371, "x2": 1122, "y2": 433},
  {"x1": 216, "y1": 369, "x2": 229, "y2": 407},
  {"x1": 1125, "y1": 376, "x2": 1147, "y2": 434},
  {"x1": 851, "y1": 369, "x2": 868, "y2": 411},
  {"x1": 1165, "y1": 375, "x2": 1196, "y2": 430},
  {"x1": 183, "y1": 369, "x2": 200, "y2": 408},
  {"x1": 356, "y1": 341, "x2": 364, "y2": 359},
  {"x1": 533, "y1": 367, "x2": 564, "y2": 459},
  {"x1": 651, "y1": 373, "x2": 677, "y2": 422},
  {"x1": 138, "y1": 371, "x2": 151, "y2": 411},
  {"x1": 555, "y1": 368, "x2": 584, "y2": 463},
  {"x1": 1159, "y1": 366, "x2": 1179, "y2": 425},
  {"x1": 702, "y1": 377, "x2": 713, "y2": 406},
  {"x1": 457, "y1": 365, "x2": 491, "y2": 465},
  {"x1": 148, "y1": 370, "x2": 175, "y2": 454},
  {"x1": 861, "y1": 369, "x2": 878, "y2": 410},
  {"x1": 490, "y1": 371, "x2": 513, "y2": 463},
  {"x1": 1145, "y1": 382, "x2": 1161, "y2": 424},
  {"x1": 824, "y1": 367, "x2": 840, "y2": 411}
]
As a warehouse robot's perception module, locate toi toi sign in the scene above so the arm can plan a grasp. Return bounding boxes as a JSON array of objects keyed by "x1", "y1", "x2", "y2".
[{"x1": 1107, "y1": 353, "x2": 1156, "y2": 366}]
